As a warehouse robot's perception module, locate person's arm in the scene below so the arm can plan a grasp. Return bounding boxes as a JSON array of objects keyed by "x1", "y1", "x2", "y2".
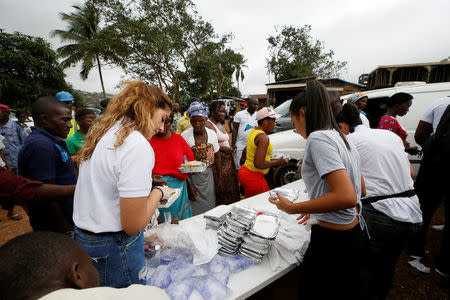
[
  {"x1": 120, "y1": 189, "x2": 163, "y2": 236},
  {"x1": 414, "y1": 120, "x2": 433, "y2": 147},
  {"x1": 409, "y1": 162, "x2": 414, "y2": 179},
  {"x1": 214, "y1": 151, "x2": 223, "y2": 191},
  {"x1": 361, "y1": 175, "x2": 366, "y2": 197},
  {"x1": 231, "y1": 123, "x2": 239, "y2": 149},
  {"x1": 33, "y1": 184, "x2": 76, "y2": 205},
  {"x1": 0, "y1": 150, "x2": 11, "y2": 171},
  {"x1": 240, "y1": 147, "x2": 247, "y2": 166},
  {"x1": 253, "y1": 134, "x2": 286, "y2": 169},
  {"x1": 269, "y1": 169, "x2": 357, "y2": 214}
]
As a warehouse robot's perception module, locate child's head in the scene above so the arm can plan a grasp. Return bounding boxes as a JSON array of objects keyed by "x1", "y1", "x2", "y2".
[
  {"x1": 75, "y1": 108, "x2": 97, "y2": 132},
  {"x1": 0, "y1": 232, "x2": 99, "y2": 300}
]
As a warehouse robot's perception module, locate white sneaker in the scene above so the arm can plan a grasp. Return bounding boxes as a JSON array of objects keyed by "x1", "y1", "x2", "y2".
[
  {"x1": 408, "y1": 258, "x2": 431, "y2": 273},
  {"x1": 431, "y1": 224, "x2": 445, "y2": 232}
]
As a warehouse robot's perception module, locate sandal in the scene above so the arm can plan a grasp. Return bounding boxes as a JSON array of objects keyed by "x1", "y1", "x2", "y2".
[{"x1": 7, "y1": 213, "x2": 23, "y2": 221}]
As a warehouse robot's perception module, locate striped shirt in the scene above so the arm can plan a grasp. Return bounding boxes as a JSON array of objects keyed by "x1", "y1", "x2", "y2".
[{"x1": 176, "y1": 112, "x2": 191, "y2": 134}]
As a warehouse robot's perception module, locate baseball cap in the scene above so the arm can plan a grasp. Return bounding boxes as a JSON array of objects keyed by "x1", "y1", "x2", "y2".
[
  {"x1": 347, "y1": 92, "x2": 367, "y2": 103},
  {"x1": 256, "y1": 107, "x2": 281, "y2": 121},
  {"x1": 56, "y1": 91, "x2": 74, "y2": 102},
  {"x1": 0, "y1": 104, "x2": 10, "y2": 112}
]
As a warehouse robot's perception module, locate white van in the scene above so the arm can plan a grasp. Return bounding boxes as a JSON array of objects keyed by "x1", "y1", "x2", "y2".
[{"x1": 269, "y1": 81, "x2": 450, "y2": 186}]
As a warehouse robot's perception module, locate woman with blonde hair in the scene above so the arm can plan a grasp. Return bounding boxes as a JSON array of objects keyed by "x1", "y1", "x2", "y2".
[{"x1": 72, "y1": 81, "x2": 172, "y2": 287}]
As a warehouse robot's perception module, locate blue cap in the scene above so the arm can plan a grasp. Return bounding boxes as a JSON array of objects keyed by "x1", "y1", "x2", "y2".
[{"x1": 56, "y1": 91, "x2": 74, "y2": 102}]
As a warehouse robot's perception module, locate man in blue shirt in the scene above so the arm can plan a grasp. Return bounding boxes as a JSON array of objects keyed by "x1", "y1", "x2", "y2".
[
  {"x1": 18, "y1": 96, "x2": 76, "y2": 233},
  {"x1": 0, "y1": 104, "x2": 27, "y2": 174}
]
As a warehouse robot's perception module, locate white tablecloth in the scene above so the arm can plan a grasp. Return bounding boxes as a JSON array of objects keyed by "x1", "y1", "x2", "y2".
[{"x1": 179, "y1": 180, "x2": 307, "y2": 300}]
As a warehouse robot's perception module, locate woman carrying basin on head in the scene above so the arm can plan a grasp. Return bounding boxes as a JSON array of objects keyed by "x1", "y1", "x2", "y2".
[{"x1": 268, "y1": 80, "x2": 366, "y2": 299}]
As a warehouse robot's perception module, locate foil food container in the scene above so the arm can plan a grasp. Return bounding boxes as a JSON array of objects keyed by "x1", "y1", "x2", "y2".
[
  {"x1": 218, "y1": 224, "x2": 244, "y2": 239},
  {"x1": 269, "y1": 188, "x2": 301, "y2": 202},
  {"x1": 241, "y1": 236, "x2": 270, "y2": 252},
  {"x1": 229, "y1": 213, "x2": 253, "y2": 228},
  {"x1": 225, "y1": 217, "x2": 249, "y2": 231},
  {"x1": 249, "y1": 214, "x2": 280, "y2": 240},
  {"x1": 240, "y1": 244, "x2": 269, "y2": 256},
  {"x1": 218, "y1": 231, "x2": 242, "y2": 244},
  {"x1": 271, "y1": 152, "x2": 291, "y2": 162},
  {"x1": 239, "y1": 248, "x2": 264, "y2": 263},
  {"x1": 230, "y1": 204, "x2": 257, "y2": 221}
]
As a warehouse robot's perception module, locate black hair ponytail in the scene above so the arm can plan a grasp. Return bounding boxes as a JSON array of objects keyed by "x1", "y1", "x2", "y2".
[{"x1": 290, "y1": 80, "x2": 350, "y2": 150}]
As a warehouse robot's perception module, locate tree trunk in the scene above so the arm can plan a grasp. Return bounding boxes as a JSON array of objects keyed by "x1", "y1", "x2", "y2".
[{"x1": 96, "y1": 53, "x2": 107, "y2": 99}]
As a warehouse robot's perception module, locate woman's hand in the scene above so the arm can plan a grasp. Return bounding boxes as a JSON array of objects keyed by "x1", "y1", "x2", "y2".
[
  {"x1": 297, "y1": 214, "x2": 310, "y2": 225},
  {"x1": 268, "y1": 193, "x2": 294, "y2": 214},
  {"x1": 152, "y1": 174, "x2": 168, "y2": 186},
  {"x1": 187, "y1": 180, "x2": 197, "y2": 201},
  {"x1": 216, "y1": 179, "x2": 224, "y2": 192},
  {"x1": 276, "y1": 157, "x2": 288, "y2": 166},
  {"x1": 220, "y1": 146, "x2": 233, "y2": 155}
]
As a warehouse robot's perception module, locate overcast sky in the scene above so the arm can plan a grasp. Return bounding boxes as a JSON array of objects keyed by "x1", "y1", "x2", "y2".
[{"x1": 1, "y1": 0, "x2": 450, "y2": 97}]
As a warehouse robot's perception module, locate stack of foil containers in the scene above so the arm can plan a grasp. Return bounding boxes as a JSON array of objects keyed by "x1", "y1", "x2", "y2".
[
  {"x1": 239, "y1": 214, "x2": 280, "y2": 263},
  {"x1": 217, "y1": 204, "x2": 256, "y2": 256},
  {"x1": 210, "y1": 204, "x2": 281, "y2": 263},
  {"x1": 204, "y1": 205, "x2": 231, "y2": 230}
]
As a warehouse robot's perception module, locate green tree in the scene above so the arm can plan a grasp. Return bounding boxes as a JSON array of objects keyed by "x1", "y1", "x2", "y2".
[
  {"x1": 266, "y1": 25, "x2": 347, "y2": 81},
  {"x1": 0, "y1": 29, "x2": 82, "y2": 110},
  {"x1": 93, "y1": 0, "x2": 245, "y2": 102},
  {"x1": 51, "y1": 2, "x2": 115, "y2": 99}
]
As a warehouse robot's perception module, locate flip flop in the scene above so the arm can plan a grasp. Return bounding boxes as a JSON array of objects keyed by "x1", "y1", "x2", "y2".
[{"x1": 7, "y1": 213, "x2": 23, "y2": 221}]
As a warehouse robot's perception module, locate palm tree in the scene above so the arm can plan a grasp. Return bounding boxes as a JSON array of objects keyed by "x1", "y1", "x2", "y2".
[
  {"x1": 234, "y1": 56, "x2": 247, "y2": 91},
  {"x1": 51, "y1": 3, "x2": 107, "y2": 99}
]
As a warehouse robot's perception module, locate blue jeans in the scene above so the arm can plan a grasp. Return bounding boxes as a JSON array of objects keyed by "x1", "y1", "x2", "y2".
[{"x1": 73, "y1": 226, "x2": 146, "y2": 287}]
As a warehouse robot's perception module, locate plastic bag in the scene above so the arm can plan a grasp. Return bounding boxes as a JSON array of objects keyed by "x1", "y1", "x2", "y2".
[
  {"x1": 166, "y1": 280, "x2": 194, "y2": 300},
  {"x1": 147, "y1": 264, "x2": 171, "y2": 289},
  {"x1": 196, "y1": 276, "x2": 232, "y2": 300},
  {"x1": 208, "y1": 255, "x2": 231, "y2": 285},
  {"x1": 220, "y1": 254, "x2": 254, "y2": 273},
  {"x1": 169, "y1": 257, "x2": 196, "y2": 283}
]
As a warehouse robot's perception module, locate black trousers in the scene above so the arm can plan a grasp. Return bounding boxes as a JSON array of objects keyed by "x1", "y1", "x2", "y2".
[
  {"x1": 409, "y1": 154, "x2": 449, "y2": 273},
  {"x1": 298, "y1": 224, "x2": 366, "y2": 300}
]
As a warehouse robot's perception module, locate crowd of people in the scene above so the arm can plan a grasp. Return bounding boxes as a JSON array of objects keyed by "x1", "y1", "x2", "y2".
[{"x1": 0, "y1": 79, "x2": 448, "y2": 299}]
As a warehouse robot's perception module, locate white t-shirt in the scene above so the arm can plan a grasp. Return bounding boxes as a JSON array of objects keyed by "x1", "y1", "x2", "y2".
[
  {"x1": 348, "y1": 125, "x2": 422, "y2": 223},
  {"x1": 40, "y1": 285, "x2": 169, "y2": 300},
  {"x1": 73, "y1": 121, "x2": 154, "y2": 232},
  {"x1": 233, "y1": 109, "x2": 257, "y2": 149},
  {"x1": 420, "y1": 96, "x2": 450, "y2": 132},
  {"x1": 360, "y1": 112, "x2": 370, "y2": 127},
  {"x1": 301, "y1": 130, "x2": 361, "y2": 225},
  {"x1": 181, "y1": 127, "x2": 220, "y2": 153}
]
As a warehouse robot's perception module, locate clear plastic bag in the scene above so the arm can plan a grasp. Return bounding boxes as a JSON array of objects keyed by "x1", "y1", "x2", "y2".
[
  {"x1": 169, "y1": 257, "x2": 197, "y2": 283},
  {"x1": 220, "y1": 254, "x2": 254, "y2": 273},
  {"x1": 196, "y1": 276, "x2": 232, "y2": 300},
  {"x1": 208, "y1": 255, "x2": 231, "y2": 285},
  {"x1": 147, "y1": 264, "x2": 171, "y2": 289},
  {"x1": 166, "y1": 280, "x2": 194, "y2": 300}
]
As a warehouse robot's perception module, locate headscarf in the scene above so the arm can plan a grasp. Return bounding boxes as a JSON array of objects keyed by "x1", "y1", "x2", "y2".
[
  {"x1": 188, "y1": 101, "x2": 209, "y2": 118},
  {"x1": 347, "y1": 92, "x2": 367, "y2": 104}
]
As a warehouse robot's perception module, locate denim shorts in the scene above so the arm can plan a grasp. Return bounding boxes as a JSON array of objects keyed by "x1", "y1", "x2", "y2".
[{"x1": 73, "y1": 226, "x2": 147, "y2": 288}]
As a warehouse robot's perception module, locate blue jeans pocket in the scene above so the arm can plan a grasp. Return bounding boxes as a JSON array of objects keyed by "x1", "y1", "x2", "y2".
[{"x1": 92, "y1": 255, "x2": 108, "y2": 286}]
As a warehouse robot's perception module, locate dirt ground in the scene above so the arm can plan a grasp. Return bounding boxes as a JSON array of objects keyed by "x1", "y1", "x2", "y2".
[{"x1": 1, "y1": 205, "x2": 448, "y2": 299}]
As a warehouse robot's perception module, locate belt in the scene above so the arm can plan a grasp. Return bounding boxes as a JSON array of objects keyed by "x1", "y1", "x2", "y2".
[
  {"x1": 77, "y1": 227, "x2": 122, "y2": 237},
  {"x1": 361, "y1": 189, "x2": 416, "y2": 205}
]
